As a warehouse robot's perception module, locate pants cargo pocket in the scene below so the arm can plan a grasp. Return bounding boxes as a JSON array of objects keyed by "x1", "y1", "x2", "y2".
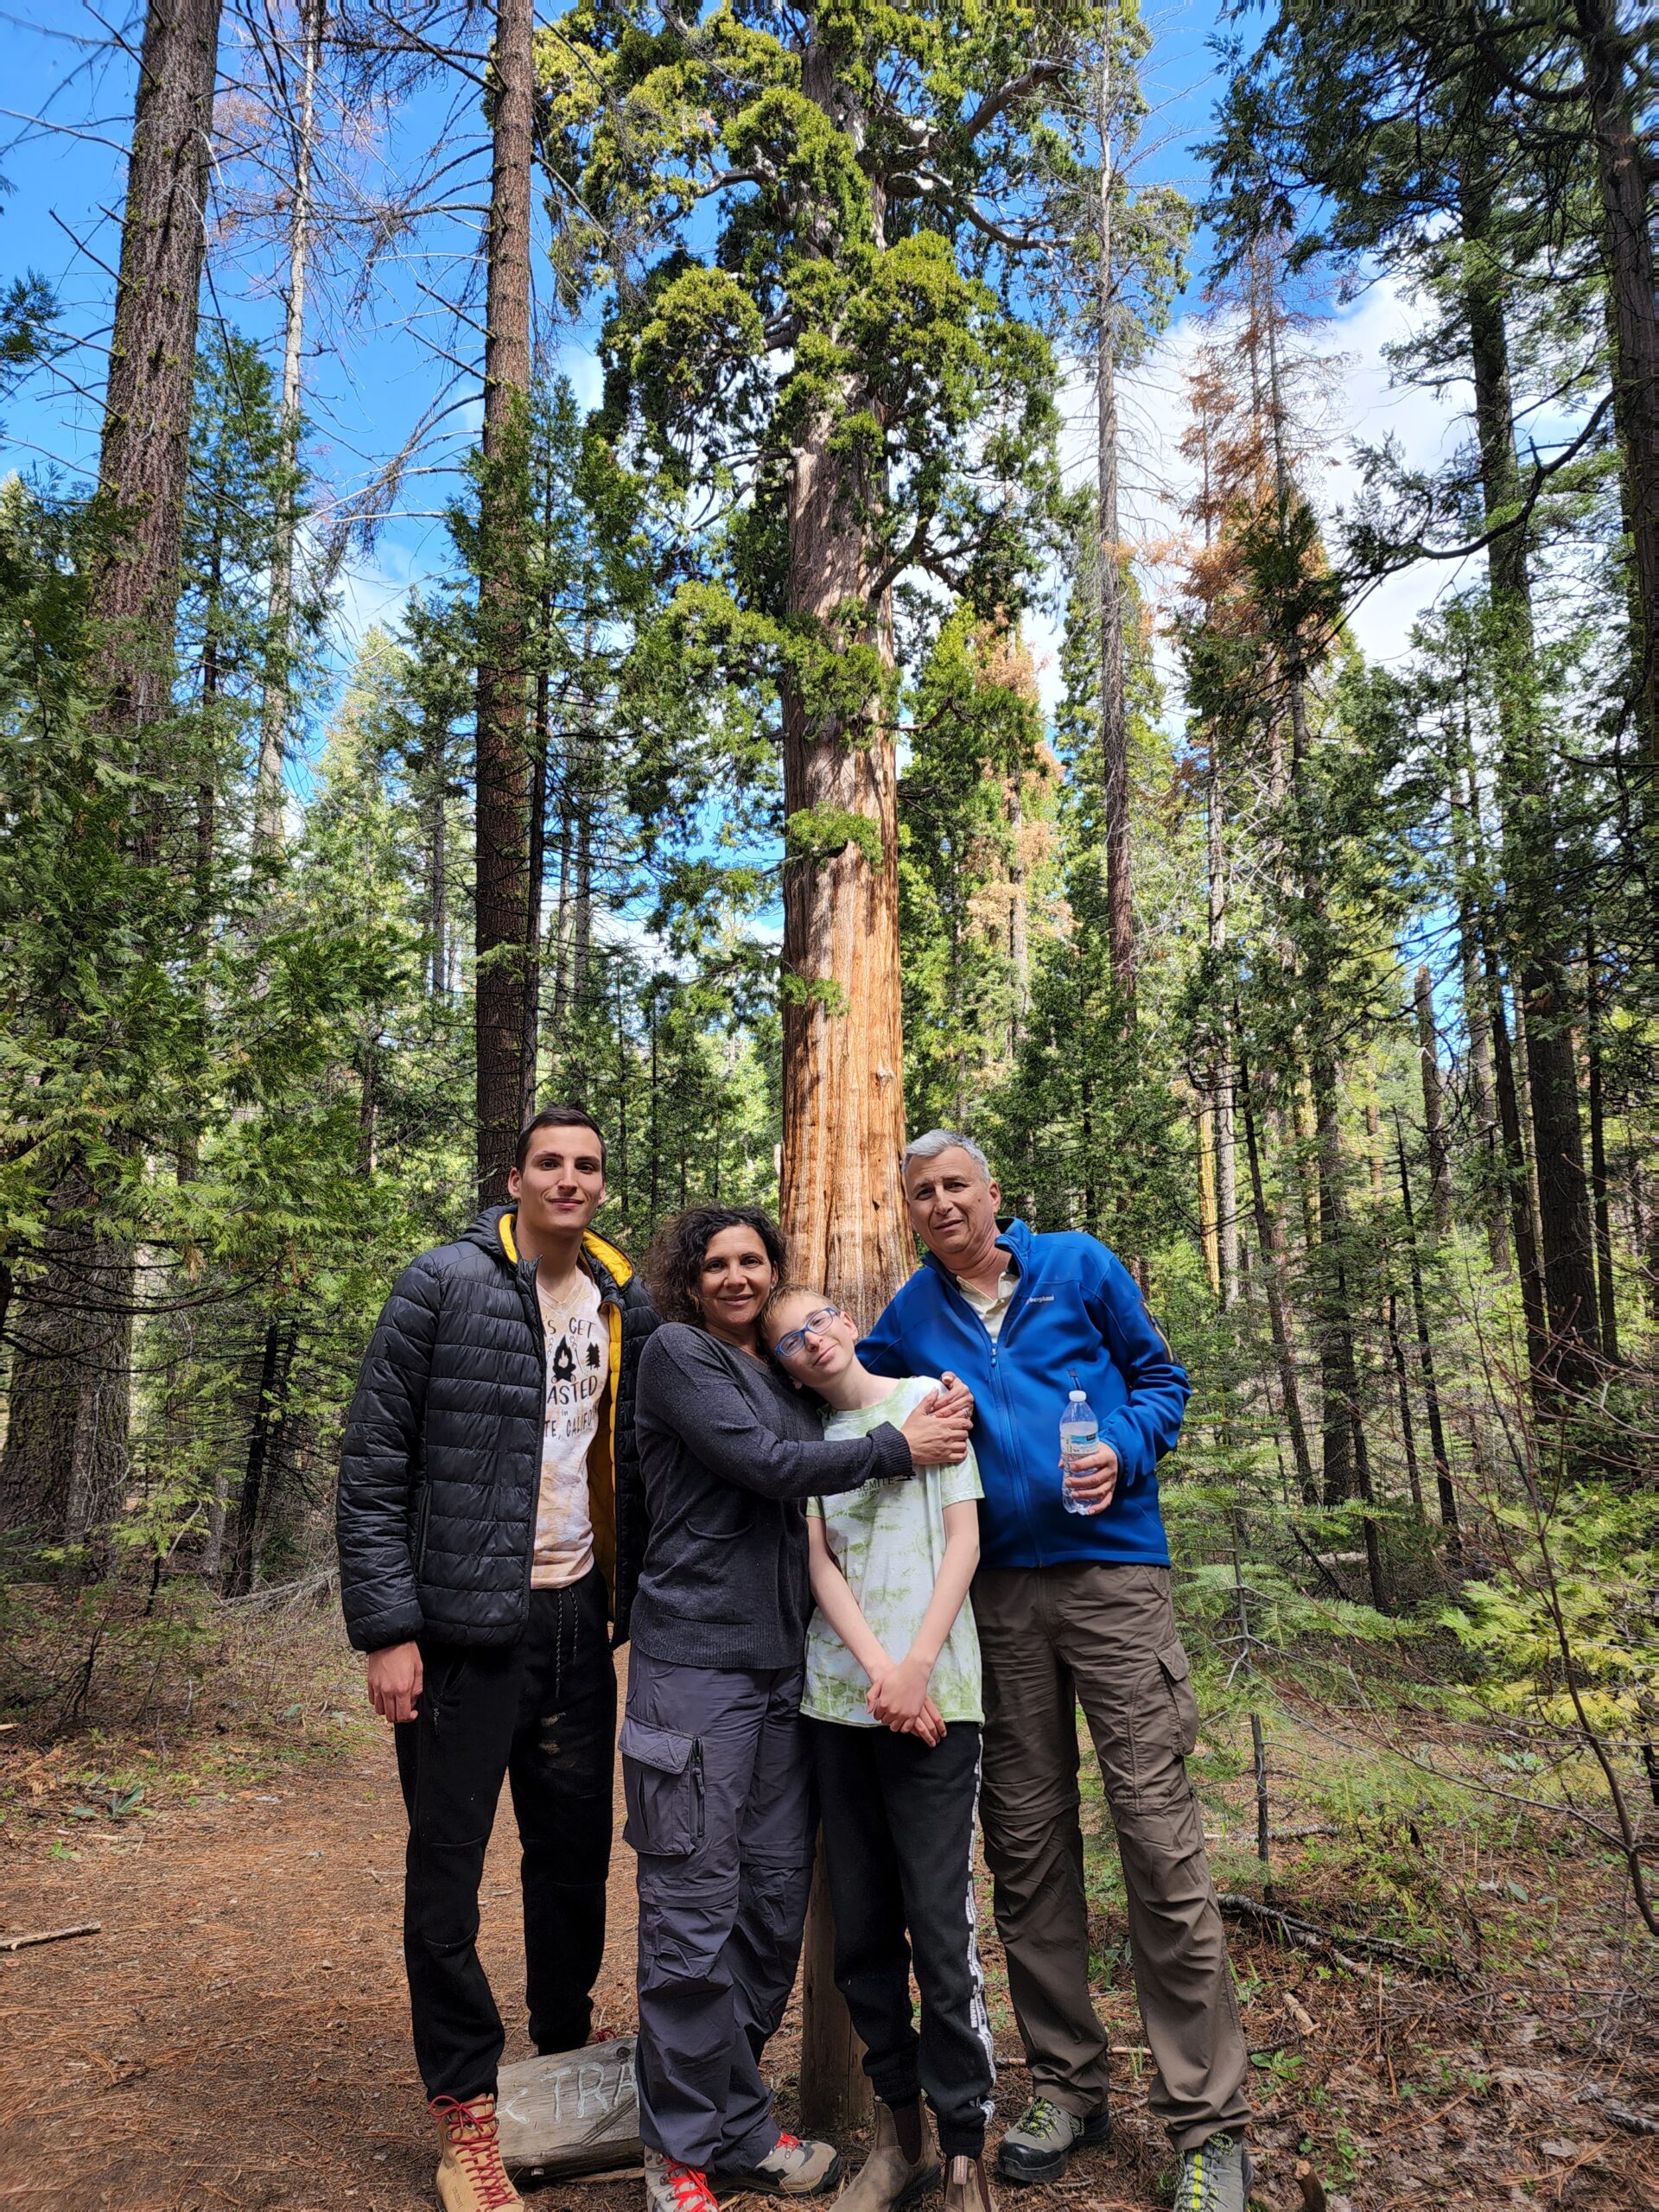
[
  {"x1": 620, "y1": 1715, "x2": 704, "y2": 1856},
  {"x1": 1155, "y1": 1641, "x2": 1201, "y2": 1759}
]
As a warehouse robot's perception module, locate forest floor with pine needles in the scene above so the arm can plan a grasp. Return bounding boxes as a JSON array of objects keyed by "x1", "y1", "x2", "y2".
[{"x1": 0, "y1": 1597, "x2": 1656, "y2": 2211}]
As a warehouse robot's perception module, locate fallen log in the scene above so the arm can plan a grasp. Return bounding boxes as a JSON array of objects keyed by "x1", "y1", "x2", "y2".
[
  {"x1": 1217, "y1": 1893, "x2": 1469, "y2": 1984},
  {"x1": 496, "y1": 2036, "x2": 641, "y2": 2177},
  {"x1": 0, "y1": 1921, "x2": 101, "y2": 1953}
]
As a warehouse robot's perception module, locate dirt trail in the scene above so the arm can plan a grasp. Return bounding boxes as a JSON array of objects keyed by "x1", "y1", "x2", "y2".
[
  {"x1": 3, "y1": 1670, "x2": 1656, "y2": 2211},
  {"x1": 0, "y1": 1666, "x2": 1064, "y2": 2212},
  {"x1": 1, "y1": 1727, "x2": 633, "y2": 2212}
]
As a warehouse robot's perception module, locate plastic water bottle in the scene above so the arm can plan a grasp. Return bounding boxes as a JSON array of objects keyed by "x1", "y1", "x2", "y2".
[{"x1": 1059, "y1": 1388, "x2": 1098, "y2": 1515}]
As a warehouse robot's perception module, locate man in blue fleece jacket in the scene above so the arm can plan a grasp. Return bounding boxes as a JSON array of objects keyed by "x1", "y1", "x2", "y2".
[{"x1": 860, "y1": 1132, "x2": 1250, "y2": 2212}]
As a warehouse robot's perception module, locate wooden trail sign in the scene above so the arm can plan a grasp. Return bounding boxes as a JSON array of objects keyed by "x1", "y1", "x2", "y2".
[{"x1": 496, "y1": 2036, "x2": 640, "y2": 2177}]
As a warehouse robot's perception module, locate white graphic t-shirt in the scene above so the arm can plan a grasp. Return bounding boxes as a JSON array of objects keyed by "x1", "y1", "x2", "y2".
[{"x1": 531, "y1": 1267, "x2": 607, "y2": 1589}]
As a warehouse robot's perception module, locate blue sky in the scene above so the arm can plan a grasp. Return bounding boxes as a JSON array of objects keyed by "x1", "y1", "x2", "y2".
[{"x1": 0, "y1": 0, "x2": 1471, "y2": 745}]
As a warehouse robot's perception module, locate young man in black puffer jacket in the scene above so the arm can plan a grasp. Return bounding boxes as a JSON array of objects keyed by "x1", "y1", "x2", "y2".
[{"x1": 337, "y1": 1104, "x2": 657, "y2": 2212}]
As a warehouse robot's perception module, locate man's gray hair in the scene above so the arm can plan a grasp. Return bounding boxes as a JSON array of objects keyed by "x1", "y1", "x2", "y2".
[{"x1": 900, "y1": 1128, "x2": 994, "y2": 1182}]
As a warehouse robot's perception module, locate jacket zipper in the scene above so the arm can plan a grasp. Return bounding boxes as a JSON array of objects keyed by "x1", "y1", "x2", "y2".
[
  {"x1": 941, "y1": 1243, "x2": 1046, "y2": 1569},
  {"x1": 517, "y1": 1258, "x2": 547, "y2": 1616}
]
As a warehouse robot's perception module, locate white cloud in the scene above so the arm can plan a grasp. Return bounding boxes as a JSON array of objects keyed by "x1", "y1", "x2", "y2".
[{"x1": 1028, "y1": 271, "x2": 1480, "y2": 723}]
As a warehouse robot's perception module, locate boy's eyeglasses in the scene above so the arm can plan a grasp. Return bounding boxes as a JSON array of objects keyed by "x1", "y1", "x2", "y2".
[{"x1": 772, "y1": 1307, "x2": 841, "y2": 1361}]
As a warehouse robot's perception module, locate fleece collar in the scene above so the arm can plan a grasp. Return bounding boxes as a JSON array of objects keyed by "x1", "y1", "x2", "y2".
[{"x1": 919, "y1": 1211, "x2": 1032, "y2": 1278}]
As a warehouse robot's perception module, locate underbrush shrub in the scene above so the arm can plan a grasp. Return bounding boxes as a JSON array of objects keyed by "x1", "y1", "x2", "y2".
[{"x1": 0, "y1": 1564, "x2": 353, "y2": 1751}]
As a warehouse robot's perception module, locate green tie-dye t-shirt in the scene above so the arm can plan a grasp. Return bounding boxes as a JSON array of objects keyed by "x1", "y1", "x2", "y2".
[{"x1": 803, "y1": 1376, "x2": 984, "y2": 1727}]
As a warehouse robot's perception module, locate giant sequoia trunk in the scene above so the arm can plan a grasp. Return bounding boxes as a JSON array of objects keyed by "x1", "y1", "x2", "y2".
[
  {"x1": 778, "y1": 46, "x2": 911, "y2": 1322},
  {"x1": 785, "y1": 48, "x2": 912, "y2": 2134},
  {"x1": 474, "y1": 0, "x2": 535, "y2": 1203},
  {"x1": 0, "y1": 0, "x2": 222, "y2": 1556},
  {"x1": 778, "y1": 407, "x2": 911, "y2": 1316}
]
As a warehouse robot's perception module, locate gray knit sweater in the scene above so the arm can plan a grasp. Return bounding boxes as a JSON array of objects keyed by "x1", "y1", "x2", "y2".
[{"x1": 630, "y1": 1322, "x2": 912, "y2": 1670}]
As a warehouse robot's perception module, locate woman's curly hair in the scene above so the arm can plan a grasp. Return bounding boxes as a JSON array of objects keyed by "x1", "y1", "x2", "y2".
[{"x1": 642, "y1": 1205, "x2": 788, "y2": 1327}]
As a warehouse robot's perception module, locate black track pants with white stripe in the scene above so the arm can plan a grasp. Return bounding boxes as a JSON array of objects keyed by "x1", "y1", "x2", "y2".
[{"x1": 809, "y1": 1718, "x2": 995, "y2": 2158}]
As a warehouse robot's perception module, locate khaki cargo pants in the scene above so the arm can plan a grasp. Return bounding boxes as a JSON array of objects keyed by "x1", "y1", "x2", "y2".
[{"x1": 973, "y1": 1562, "x2": 1250, "y2": 2152}]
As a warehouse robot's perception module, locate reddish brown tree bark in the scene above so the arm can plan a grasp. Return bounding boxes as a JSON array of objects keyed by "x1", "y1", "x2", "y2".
[
  {"x1": 783, "y1": 42, "x2": 914, "y2": 2133},
  {"x1": 779, "y1": 408, "x2": 912, "y2": 1324},
  {"x1": 775, "y1": 38, "x2": 911, "y2": 1321}
]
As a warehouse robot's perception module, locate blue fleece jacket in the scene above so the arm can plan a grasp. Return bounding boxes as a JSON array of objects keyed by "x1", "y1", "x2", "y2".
[{"x1": 858, "y1": 1217, "x2": 1191, "y2": 1572}]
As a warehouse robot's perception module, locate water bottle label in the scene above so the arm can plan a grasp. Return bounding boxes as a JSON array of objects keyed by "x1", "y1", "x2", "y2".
[{"x1": 1060, "y1": 1391, "x2": 1097, "y2": 1514}]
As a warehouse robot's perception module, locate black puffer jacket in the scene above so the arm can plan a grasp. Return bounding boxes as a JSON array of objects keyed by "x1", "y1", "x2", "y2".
[{"x1": 337, "y1": 1205, "x2": 658, "y2": 1653}]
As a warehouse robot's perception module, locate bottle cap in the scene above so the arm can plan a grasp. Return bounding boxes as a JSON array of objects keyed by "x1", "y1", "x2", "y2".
[{"x1": 1068, "y1": 1389, "x2": 1085, "y2": 1402}]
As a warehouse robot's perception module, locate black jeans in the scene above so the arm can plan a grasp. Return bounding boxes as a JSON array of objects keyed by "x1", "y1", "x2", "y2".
[
  {"x1": 394, "y1": 1568, "x2": 616, "y2": 2100},
  {"x1": 810, "y1": 1719, "x2": 995, "y2": 2158}
]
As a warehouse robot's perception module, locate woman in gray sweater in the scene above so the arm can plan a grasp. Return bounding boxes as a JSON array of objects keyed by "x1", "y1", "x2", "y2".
[{"x1": 627, "y1": 1205, "x2": 971, "y2": 2212}]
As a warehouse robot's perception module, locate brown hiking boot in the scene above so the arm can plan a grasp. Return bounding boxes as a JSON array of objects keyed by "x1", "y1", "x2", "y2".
[
  {"x1": 837, "y1": 2100, "x2": 940, "y2": 2211},
  {"x1": 429, "y1": 2093, "x2": 524, "y2": 2212},
  {"x1": 943, "y1": 2153, "x2": 996, "y2": 2212}
]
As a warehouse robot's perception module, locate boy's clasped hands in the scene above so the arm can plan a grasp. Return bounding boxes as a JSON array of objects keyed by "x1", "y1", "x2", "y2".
[{"x1": 865, "y1": 1647, "x2": 947, "y2": 1745}]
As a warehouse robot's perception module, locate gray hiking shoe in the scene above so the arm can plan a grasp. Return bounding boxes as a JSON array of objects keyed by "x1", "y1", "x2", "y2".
[
  {"x1": 1172, "y1": 2133, "x2": 1252, "y2": 2212},
  {"x1": 715, "y1": 2131, "x2": 841, "y2": 2197},
  {"x1": 644, "y1": 2148, "x2": 718, "y2": 2212},
  {"x1": 995, "y1": 2097, "x2": 1109, "y2": 2184}
]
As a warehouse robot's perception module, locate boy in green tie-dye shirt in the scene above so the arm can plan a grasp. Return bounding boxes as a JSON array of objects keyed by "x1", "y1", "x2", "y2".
[{"x1": 765, "y1": 1289, "x2": 997, "y2": 2212}]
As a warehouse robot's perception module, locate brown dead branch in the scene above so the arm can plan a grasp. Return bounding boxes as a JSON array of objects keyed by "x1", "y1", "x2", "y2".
[
  {"x1": 1294, "y1": 2160, "x2": 1328, "y2": 2212},
  {"x1": 1217, "y1": 1891, "x2": 1471, "y2": 1983},
  {"x1": 0, "y1": 1921, "x2": 102, "y2": 1953}
]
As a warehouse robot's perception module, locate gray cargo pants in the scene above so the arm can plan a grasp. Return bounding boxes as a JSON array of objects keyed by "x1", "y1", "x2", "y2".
[
  {"x1": 974, "y1": 1563, "x2": 1251, "y2": 2152},
  {"x1": 623, "y1": 1647, "x2": 814, "y2": 2172}
]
